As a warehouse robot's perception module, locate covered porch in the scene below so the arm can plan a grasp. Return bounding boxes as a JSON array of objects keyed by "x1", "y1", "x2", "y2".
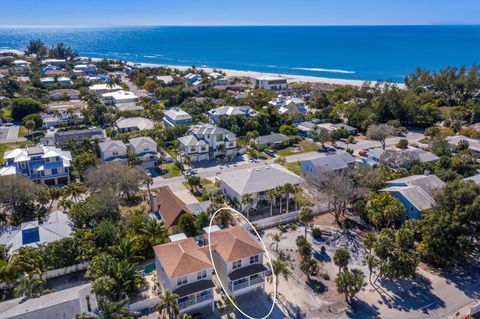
[{"x1": 174, "y1": 280, "x2": 215, "y2": 313}]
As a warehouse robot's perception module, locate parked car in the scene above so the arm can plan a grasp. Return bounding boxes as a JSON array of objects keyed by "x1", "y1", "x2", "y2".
[
  {"x1": 264, "y1": 149, "x2": 276, "y2": 157},
  {"x1": 359, "y1": 149, "x2": 369, "y2": 157}
]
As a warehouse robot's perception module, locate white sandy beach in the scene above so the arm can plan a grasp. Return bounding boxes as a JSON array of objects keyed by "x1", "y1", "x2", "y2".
[{"x1": 87, "y1": 57, "x2": 404, "y2": 87}]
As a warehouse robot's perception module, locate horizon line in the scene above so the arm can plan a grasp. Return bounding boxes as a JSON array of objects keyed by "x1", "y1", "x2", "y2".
[{"x1": 0, "y1": 23, "x2": 479, "y2": 28}]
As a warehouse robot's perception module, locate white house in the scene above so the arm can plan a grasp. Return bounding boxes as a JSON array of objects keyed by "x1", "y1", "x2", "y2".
[
  {"x1": 208, "y1": 226, "x2": 267, "y2": 297},
  {"x1": 42, "y1": 59, "x2": 66, "y2": 66},
  {"x1": 115, "y1": 117, "x2": 155, "y2": 133},
  {"x1": 208, "y1": 105, "x2": 257, "y2": 124},
  {"x1": 102, "y1": 90, "x2": 139, "y2": 105},
  {"x1": 40, "y1": 77, "x2": 55, "y2": 86},
  {"x1": 128, "y1": 136, "x2": 159, "y2": 168},
  {"x1": 177, "y1": 124, "x2": 237, "y2": 162},
  {"x1": 57, "y1": 77, "x2": 73, "y2": 86},
  {"x1": 163, "y1": 108, "x2": 192, "y2": 128},
  {"x1": 98, "y1": 140, "x2": 128, "y2": 164},
  {"x1": 267, "y1": 95, "x2": 308, "y2": 115},
  {"x1": 153, "y1": 238, "x2": 215, "y2": 315},
  {"x1": 12, "y1": 60, "x2": 30, "y2": 73},
  {"x1": 252, "y1": 76, "x2": 288, "y2": 91},
  {"x1": 0, "y1": 211, "x2": 73, "y2": 255},
  {"x1": 89, "y1": 83, "x2": 122, "y2": 95},
  {"x1": 73, "y1": 64, "x2": 98, "y2": 74}
]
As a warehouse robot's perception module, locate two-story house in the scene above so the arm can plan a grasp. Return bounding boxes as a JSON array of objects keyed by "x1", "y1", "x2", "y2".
[
  {"x1": 153, "y1": 238, "x2": 215, "y2": 315},
  {"x1": 128, "y1": 136, "x2": 159, "y2": 168},
  {"x1": 252, "y1": 76, "x2": 288, "y2": 91},
  {"x1": 208, "y1": 226, "x2": 267, "y2": 297},
  {"x1": 1, "y1": 145, "x2": 72, "y2": 186},
  {"x1": 302, "y1": 152, "x2": 356, "y2": 186},
  {"x1": 98, "y1": 140, "x2": 128, "y2": 164},
  {"x1": 207, "y1": 105, "x2": 257, "y2": 125},
  {"x1": 163, "y1": 108, "x2": 192, "y2": 128},
  {"x1": 177, "y1": 124, "x2": 237, "y2": 162}
]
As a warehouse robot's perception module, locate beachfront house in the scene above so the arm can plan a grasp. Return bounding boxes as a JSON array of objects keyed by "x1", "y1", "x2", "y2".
[
  {"x1": 73, "y1": 64, "x2": 98, "y2": 75},
  {"x1": 41, "y1": 59, "x2": 66, "y2": 66},
  {"x1": 302, "y1": 152, "x2": 356, "y2": 185},
  {"x1": 115, "y1": 117, "x2": 155, "y2": 133},
  {"x1": 12, "y1": 59, "x2": 30, "y2": 73},
  {"x1": 177, "y1": 124, "x2": 237, "y2": 162},
  {"x1": 128, "y1": 136, "x2": 159, "y2": 168},
  {"x1": 208, "y1": 226, "x2": 267, "y2": 297},
  {"x1": 208, "y1": 105, "x2": 256, "y2": 124},
  {"x1": 217, "y1": 164, "x2": 304, "y2": 214},
  {"x1": 0, "y1": 211, "x2": 73, "y2": 255},
  {"x1": 252, "y1": 76, "x2": 288, "y2": 91},
  {"x1": 156, "y1": 75, "x2": 175, "y2": 85},
  {"x1": 381, "y1": 174, "x2": 444, "y2": 221},
  {"x1": 98, "y1": 140, "x2": 128, "y2": 164},
  {"x1": 153, "y1": 186, "x2": 194, "y2": 234},
  {"x1": 163, "y1": 108, "x2": 192, "y2": 128},
  {"x1": 1, "y1": 144, "x2": 72, "y2": 186},
  {"x1": 153, "y1": 238, "x2": 215, "y2": 315}
]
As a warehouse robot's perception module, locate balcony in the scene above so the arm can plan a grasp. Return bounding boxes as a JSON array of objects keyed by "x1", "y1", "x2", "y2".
[{"x1": 177, "y1": 291, "x2": 213, "y2": 310}]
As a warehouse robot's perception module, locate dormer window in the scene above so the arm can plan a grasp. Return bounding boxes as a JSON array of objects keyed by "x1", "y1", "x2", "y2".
[
  {"x1": 113, "y1": 151, "x2": 119, "y2": 156},
  {"x1": 233, "y1": 259, "x2": 242, "y2": 269}
]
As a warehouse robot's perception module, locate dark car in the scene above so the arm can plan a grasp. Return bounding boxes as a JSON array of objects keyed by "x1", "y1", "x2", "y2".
[{"x1": 264, "y1": 149, "x2": 276, "y2": 157}]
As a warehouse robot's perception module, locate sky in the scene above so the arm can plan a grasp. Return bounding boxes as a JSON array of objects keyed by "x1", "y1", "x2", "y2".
[{"x1": 1, "y1": 0, "x2": 479, "y2": 26}]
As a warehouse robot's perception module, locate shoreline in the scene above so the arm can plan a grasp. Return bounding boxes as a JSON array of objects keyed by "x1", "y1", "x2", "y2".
[{"x1": 86, "y1": 57, "x2": 405, "y2": 88}]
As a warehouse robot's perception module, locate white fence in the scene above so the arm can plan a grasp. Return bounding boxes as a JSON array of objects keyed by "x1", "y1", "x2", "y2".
[
  {"x1": 32, "y1": 261, "x2": 92, "y2": 280},
  {"x1": 128, "y1": 296, "x2": 161, "y2": 312}
]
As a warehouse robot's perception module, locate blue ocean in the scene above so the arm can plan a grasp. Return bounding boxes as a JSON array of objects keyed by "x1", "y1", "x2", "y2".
[{"x1": 0, "y1": 25, "x2": 479, "y2": 82}]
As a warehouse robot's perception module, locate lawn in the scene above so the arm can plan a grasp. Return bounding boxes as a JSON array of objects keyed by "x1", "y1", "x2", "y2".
[
  {"x1": 285, "y1": 161, "x2": 302, "y2": 176},
  {"x1": 277, "y1": 140, "x2": 318, "y2": 157},
  {"x1": 18, "y1": 126, "x2": 28, "y2": 138},
  {"x1": 161, "y1": 163, "x2": 181, "y2": 178}
]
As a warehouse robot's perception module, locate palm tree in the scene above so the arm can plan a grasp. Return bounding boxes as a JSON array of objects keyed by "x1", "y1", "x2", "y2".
[
  {"x1": 144, "y1": 175, "x2": 153, "y2": 198},
  {"x1": 47, "y1": 187, "x2": 62, "y2": 213},
  {"x1": 98, "y1": 298, "x2": 129, "y2": 319},
  {"x1": 275, "y1": 185, "x2": 285, "y2": 216},
  {"x1": 62, "y1": 183, "x2": 84, "y2": 203},
  {"x1": 182, "y1": 155, "x2": 192, "y2": 172},
  {"x1": 267, "y1": 232, "x2": 286, "y2": 252},
  {"x1": 58, "y1": 198, "x2": 74, "y2": 212},
  {"x1": 365, "y1": 255, "x2": 378, "y2": 287},
  {"x1": 265, "y1": 190, "x2": 276, "y2": 217},
  {"x1": 283, "y1": 183, "x2": 295, "y2": 214},
  {"x1": 268, "y1": 259, "x2": 290, "y2": 300},
  {"x1": 362, "y1": 232, "x2": 376, "y2": 255},
  {"x1": 300, "y1": 257, "x2": 318, "y2": 282},
  {"x1": 157, "y1": 289, "x2": 179, "y2": 319},
  {"x1": 333, "y1": 247, "x2": 351, "y2": 273},
  {"x1": 14, "y1": 273, "x2": 46, "y2": 299},
  {"x1": 299, "y1": 206, "x2": 314, "y2": 239},
  {"x1": 241, "y1": 193, "x2": 254, "y2": 220},
  {"x1": 111, "y1": 234, "x2": 143, "y2": 263}
]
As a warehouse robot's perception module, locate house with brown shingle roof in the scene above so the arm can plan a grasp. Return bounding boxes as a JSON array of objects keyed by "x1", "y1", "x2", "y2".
[
  {"x1": 153, "y1": 238, "x2": 215, "y2": 314},
  {"x1": 156, "y1": 186, "x2": 193, "y2": 234},
  {"x1": 208, "y1": 226, "x2": 267, "y2": 297}
]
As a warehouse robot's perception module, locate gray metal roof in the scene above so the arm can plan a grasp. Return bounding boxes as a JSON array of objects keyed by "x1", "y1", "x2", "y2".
[
  {"x1": 0, "y1": 283, "x2": 97, "y2": 319},
  {"x1": 218, "y1": 164, "x2": 304, "y2": 196},
  {"x1": 128, "y1": 136, "x2": 156, "y2": 149},
  {"x1": 304, "y1": 153, "x2": 356, "y2": 172},
  {"x1": 382, "y1": 186, "x2": 436, "y2": 211},
  {"x1": 254, "y1": 133, "x2": 289, "y2": 145},
  {"x1": 98, "y1": 140, "x2": 127, "y2": 153},
  {"x1": 385, "y1": 174, "x2": 444, "y2": 196}
]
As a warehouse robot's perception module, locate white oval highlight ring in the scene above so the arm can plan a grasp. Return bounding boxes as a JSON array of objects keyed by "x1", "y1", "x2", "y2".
[{"x1": 208, "y1": 206, "x2": 277, "y2": 319}]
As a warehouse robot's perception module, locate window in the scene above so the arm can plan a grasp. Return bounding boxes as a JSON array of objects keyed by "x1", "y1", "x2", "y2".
[
  {"x1": 112, "y1": 151, "x2": 119, "y2": 156},
  {"x1": 197, "y1": 270, "x2": 207, "y2": 280},
  {"x1": 233, "y1": 260, "x2": 242, "y2": 270},
  {"x1": 177, "y1": 276, "x2": 187, "y2": 286},
  {"x1": 250, "y1": 255, "x2": 259, "y2": 264},
  {"x1": 19, "y1": 162, "x2": 26, "y2": 169},
  {"x1": 216, "y1": 135, "x2": 223, "y2": 142},
  {"x1": 190, "y1": 147, "x2": 196, "y2": 152},
  {"x1": 52, "y1": 168, "x2": 58, "y2": 175},
  {"x1": 144, "y1": 147, "x2": 149, "y2": 152},
  {"x1": 200, "y1": 146, "x2": 207, "y2": 152}
]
